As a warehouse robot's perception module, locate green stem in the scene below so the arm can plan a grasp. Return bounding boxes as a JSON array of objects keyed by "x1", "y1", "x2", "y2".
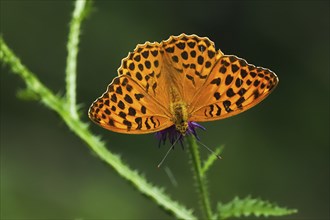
[
  {"x1": 65, "y1": 0, "x2": 89, "y2": 119},
  {"x1": 187, "y1": 136, "x2": 214, "y2": 219},
  {"x1": 0, "y1": 37, "x2": 197, "y2": 220}
]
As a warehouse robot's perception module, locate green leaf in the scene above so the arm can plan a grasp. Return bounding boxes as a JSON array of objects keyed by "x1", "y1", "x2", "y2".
[
  {"x1": 217, "y1": 196, "x2": 297, "y2": 219},
  {"x1": 201, "y1": 145, "x2": 224, "y2": 176}
]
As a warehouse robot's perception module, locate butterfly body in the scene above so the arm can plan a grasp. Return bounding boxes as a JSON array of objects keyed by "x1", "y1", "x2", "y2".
[
  {"x1": 170, "y1": 100, "x2": 189, "y2": 135},
  {"x1": 89, "y1": 34, "x2": 278, "y2": 142}
]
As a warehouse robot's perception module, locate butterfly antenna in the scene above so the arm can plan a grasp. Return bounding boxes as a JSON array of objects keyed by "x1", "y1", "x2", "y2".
[
  {"x1": 157, "y1": 135, "x2": 182, "y2": 168},
  {"x1": 196, "y1": 139, "x2": 222, "y2": 159}
]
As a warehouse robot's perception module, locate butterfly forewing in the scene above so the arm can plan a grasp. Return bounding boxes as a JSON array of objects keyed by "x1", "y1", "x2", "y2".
[
  {"x1": 160, "y1": 34, "x2": 223, "y2": 104},
  {"x1": 89, "y1": 75, "x2": 173, "y2": 134},
  {"x1": 117, "y1": 41, "x2": 170, "y2": 103},
  {"x1": 189, "y1": 55, "x2": 278, "y2": 121},
  {"x1": 117, "y1": 34, "x2": 224, "y2": 108}
]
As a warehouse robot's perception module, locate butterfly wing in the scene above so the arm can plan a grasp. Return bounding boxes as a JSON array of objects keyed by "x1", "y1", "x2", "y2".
[
  {"x1": 189, "y1": 55, "x2": 278, "y2": 121},
  {"x1": 117, "y1": 40, "x2": 174, "y2": 108},
  {"x1": 89, "y1": 34, "x2": 278, "y2": 133},
  {"x1": 160, "y1": 34, "x2": 223, "y2": 104},
  {"x1": 117, "y1": 34, "x2": 223, "y2": 107},
  {"x1": 89, "y1": 75, "x2": 173, "y2": 134}
]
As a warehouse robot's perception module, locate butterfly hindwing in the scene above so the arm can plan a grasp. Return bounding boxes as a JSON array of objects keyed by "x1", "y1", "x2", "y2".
[
  {"x1": 89, "y1": 75, "x2": 173, "y2": 134},
  {"x1": 189, "y1": 55, "x2": 278, "y2": 121}
]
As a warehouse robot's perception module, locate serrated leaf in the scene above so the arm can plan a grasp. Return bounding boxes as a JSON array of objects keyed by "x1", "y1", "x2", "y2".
[{"x1": 217, "y1": 196, "x2": 297, "y2": 219}]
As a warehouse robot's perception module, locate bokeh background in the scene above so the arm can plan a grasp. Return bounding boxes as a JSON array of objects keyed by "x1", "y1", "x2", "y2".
[{"x1": 1, "y1": 1, "x2": 329, "y2": 219}]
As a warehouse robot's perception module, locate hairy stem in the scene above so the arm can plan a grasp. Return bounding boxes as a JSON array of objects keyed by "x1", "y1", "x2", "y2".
[
  {"x1": 187, "y1": 136, "x2": 214, "y2": 219},
  {"x1": 65, "y1": 0, "x2": 89, "y2": 119}
]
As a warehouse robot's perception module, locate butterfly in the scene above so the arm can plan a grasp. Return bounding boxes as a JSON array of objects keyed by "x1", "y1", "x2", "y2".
[{"x1": 88, "y1": 34, "x2": 278, "y2": 144}]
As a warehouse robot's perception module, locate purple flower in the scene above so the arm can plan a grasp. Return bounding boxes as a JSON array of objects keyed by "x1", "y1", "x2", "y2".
[{"x1": 155, "y1": 121, "x2": 205, "y2": 148}]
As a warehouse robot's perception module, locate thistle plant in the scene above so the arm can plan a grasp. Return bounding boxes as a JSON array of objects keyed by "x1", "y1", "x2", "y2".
[{"x1": 0, "y1": 0, "x2": 297, "y2": 219}]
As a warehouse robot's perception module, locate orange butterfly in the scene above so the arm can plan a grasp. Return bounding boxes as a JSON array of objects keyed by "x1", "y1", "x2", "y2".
[{"x1": 89, "y1": 34, "x2": 278, "y2": 144}]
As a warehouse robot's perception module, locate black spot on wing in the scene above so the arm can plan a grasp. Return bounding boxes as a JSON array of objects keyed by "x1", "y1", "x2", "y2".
[
  {"x1": 236, "y1": 97, "x2": 245, "y2": 109},
  {"x1": 176, "y1": 42, "x2": 186, "y2": 49},
  {"x1": 141, "y1": 105, "x2": 147, "y2": 114},
  {"x1": 124, "y1": 94, "x2": 133, "y2": 104},
  {"x1": 150, "y1": 116, "x2": 157, "y2": 128},
  {"x1": 135, "y1": 117, "x2": 142, "y2": 129},
  {"x1": 134, "y1": 93, "x2": 144, "y2": 101},
  {"x1": 223, "y1": 100, "x2": 233, "y2": 112},
  {"x1": 145, "y1": 118, "x2": 151, "y2": 129},
  {"x1": 142, "y1": 50, "x2": 149, "y2": 59},
  {"x1": 210, "y1": 78, "x2": 221, "y2": 86},
  {"x1": 226, "y1": 88, "x2": 235, "y2": 97},
  {"x1": 118, "y1": 100, "x2": 125, "y2": 110},
  {"x1": 215, "y1": 104, "x2": 221, "y2": 116},
  {"x1": 231, "y1": 64, "x2": 239, "y2": 73},
  {"x1": 128, "y1": 107, "x2": 136, "y2": 116},
  {"x1": 214, "y1": 92, "x2": 221, "y2": 100},
  {"x1": 123, "y1": 119, "x2": 132, "y2": 131},
  {"x1": 225, "y1": 75, "x2": 233, "y2": 85},
  {"x1": 186, "y1": 74, "x2": 195, "y2": 86}
]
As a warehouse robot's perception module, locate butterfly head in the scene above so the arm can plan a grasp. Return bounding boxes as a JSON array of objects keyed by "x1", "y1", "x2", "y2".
[{"x1": 175, "y1": 120, "x2": 188, "y2": 135}]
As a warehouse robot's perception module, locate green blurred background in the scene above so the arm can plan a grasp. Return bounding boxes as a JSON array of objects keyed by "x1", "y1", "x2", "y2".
[{"x1": 1, "y1": 1, "x2": 329, "y2": 219}]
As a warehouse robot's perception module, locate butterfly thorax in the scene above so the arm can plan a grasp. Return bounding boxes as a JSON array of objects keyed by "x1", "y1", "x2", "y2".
[
  {"x1": 167, "y1": 83, "x2": 189, "y2": 135},
  {"x1": 170, "y1": 101, "x2": 189, "y2": 135}
]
